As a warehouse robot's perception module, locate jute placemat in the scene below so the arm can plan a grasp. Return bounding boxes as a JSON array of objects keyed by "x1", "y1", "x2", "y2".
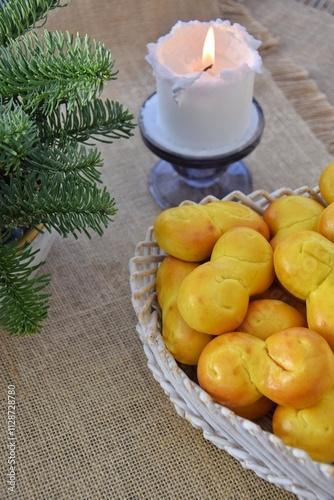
[
  {"x1": 1, "y1": 1, "x2": 333, "y2": 498},
  {"x1": 220, "y1": 0, "x2": 334, "y2": 153}
]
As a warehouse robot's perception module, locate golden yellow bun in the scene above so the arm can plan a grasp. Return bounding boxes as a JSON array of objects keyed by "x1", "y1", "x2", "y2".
[
  {"x1": 317, "y1": 202, "x2": 334, "y2": 243},
  {"x1": 177, "y1": 261, "x2": 249, "y2": 335},
  {"x1": 306, "y1": 274, "x2": 334, "y2": 351},
  {"x1": 154, "y1": 205, "x2": 221, "y2": 262},
  {"x1": 274, "y1": 230, "x2": 334, "y2": 348},
  {"x1": 162, "y1": 302, "x2": 214, "y2": 365},
  {"x1": 273, "y1": 229, "x2": 334, "y2": 301},
  {"x1": 263, "y1": 196, "x2": 324, "y2": 250},
  {"x1": 197, "y1": 332, "x2": 266, "y2": 409},
  {"x1": 238, "y1": 299, "x2": 307, "y2": 340},
  {"x1": 273, "y1": 384, "x2": 334, "y2": 463},
  {"x1": 319, "y1": 161, "x2": 334, "y2": 204},
  {"x1": 156, "y1": 256, "x2": 213, "y2": 365},
  {"x1": 177, "y1": 226, "x2": 276, "y2": 335},
  {"x1": 250, "y1": 327, "x2": 334, "y2": 408},
  {"x1": 156, "y1": 255, "x2": 199, "y2": 309},
  {"x1": 210, "y1": 227, "x2": 275, "y2": 295},
  {"x1": 204, "y1": 201, "x2": 270, "y2": 240},
  {"x1": 153, "y1": 201, "x2": 270, "y2": 262}
]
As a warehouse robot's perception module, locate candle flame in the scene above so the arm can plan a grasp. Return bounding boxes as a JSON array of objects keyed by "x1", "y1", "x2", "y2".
[{"x1": 202, "y1": 27, "x2": 215, "y2": 68}]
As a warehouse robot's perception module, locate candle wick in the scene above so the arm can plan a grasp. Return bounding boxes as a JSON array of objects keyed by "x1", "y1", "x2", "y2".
[{"x1": 202, "y1": 63, "x2": 213, "y2": 72}]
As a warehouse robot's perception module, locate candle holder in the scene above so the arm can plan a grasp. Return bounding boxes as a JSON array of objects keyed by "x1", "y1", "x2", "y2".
[{"x1": 139, "y1": 92, "x2": 265, "y2": 209}]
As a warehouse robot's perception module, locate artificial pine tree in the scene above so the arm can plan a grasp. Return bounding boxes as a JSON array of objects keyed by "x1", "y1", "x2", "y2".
[{"x1": 0, "y1": 0, "x2": 135, "y2": 336}]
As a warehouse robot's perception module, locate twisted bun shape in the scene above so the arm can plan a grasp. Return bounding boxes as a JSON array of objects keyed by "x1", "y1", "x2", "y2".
[
  {"x1": 156, "y1": 255, "x2": 213, "y2": 365},
  {"x1": 274, "y1": 229, "x2": 334, "y2": 350},
  {"x1": 197, "y1": 327, "x2": 334, "y2": 445},
  {"x1": 177, "y1": 227, "x2": 274, "y2": 335},
  {"x1": 154, "y1": 200, "x2": 270, "y2": 262}
]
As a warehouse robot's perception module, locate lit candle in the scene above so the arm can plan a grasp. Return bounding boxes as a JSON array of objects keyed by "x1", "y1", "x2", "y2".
[{"x1": 146, "y1": 19, "x2": 262, "y2": 155}]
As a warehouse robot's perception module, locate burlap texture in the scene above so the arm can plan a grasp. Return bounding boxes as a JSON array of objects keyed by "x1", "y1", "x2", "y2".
[{"x1": 1, "y1": 1, "x2": 333, "y2": 498}]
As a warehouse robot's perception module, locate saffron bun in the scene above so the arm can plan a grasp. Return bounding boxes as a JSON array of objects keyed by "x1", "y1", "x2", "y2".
[
  {"x1": 262, "y1": 195, "x2": 324, "y2": 250},
  {"x1": 319, "y1": 161, "x2": 334, "y2": 204},
  {"x1": 177, "y1": 261, "x2": 249, "y2": 335},
  {"x1": 273, "y1": 229, "x2": 334, "y2": 301},
  {"x1": 196, "y1": 330, "x2": 275, "y2": 420},
  {"x1": 272, "y1": 384, "x2": 334, "y2": 463},
  {"x1": 274, "y1": 229, "x2": 334, "y2": 349},
  {"x1": 161, "y1": 302, "x2": 214, "y2": 365},
  {"x1": 156, "y1": 256, "x2": 213, "y2": 365},
  {"x1": 153, "y1": 200, "x2": 270, "y2": 262},
  {"x1": 306, "y1": 273, "x2": 334, "y2": 351},
  {"x1": 250, "y1": 327, "x2": 334, "y2": 409},
  {"x1": 154, "y1": 204, "x2": 221, "y2": 262},
  {"x1": 204, "y1": 201, "x2": 270, "y2": 240},
  {"x1": 197, "y1": 332, "x2": 269, "y2": 413},
  {"x1": 238, "y1": 299, "x2": 307, "y2": 340},
  {"x1": 177, "y1": 227, "x2": 274, "y2": 335},
  {"x1": 316, "y1": 201, "x2": 334, "y2": 243},
  {"x1": 156, "y1": 255, "x2": 199, "y2": 309},
  {"x1": 210, "y1": 226, "x2": 275, "y2": 296}
]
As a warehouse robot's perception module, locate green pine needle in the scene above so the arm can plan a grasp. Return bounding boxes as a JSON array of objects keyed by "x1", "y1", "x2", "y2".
[
  {"x1": 28, "y1": 141, "x2": 104, "y2": 183},
  {"x1": 0, "y1": 173, "x2": 117, "y2": 237},
  {"x1": 0, "y1": 100, "x2": 40, "y2": 176},
  {"x1": 0, "y1": 30, "x2": 117, "y2": 115},
  {"x1": 40, "y1": 99, "x2": 135, "y2": 145},
  {"x1": 0, "y1": 239, "x2": 51, "y2": 335},
  {"x1": 0, "y1": 0, "x2": 135, "y2": 335},
  {"x1": 0, "y1": 0, "x2": 69, "y2": 46}
]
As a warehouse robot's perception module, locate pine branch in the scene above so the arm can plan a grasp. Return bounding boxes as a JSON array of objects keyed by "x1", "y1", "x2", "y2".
[
  {"x1": 0, "y1": 100, "x2": 40, "y2": 177},
  {"x1": 0, "y1": 0, "x2": 136, "y2": 336},
  {"x1": 0, "y1": 238, "x2": 51, "y2": 336},
  {"x1": 0, "y1": 173, "x2": 117, "y2": 237},
  {"x1": 0, "y1": 30, "x2": 117, "y2": 115},
  {"x1": 28, "y1": 141, "x2": 104, "y2": 184},
  {"x1": 39, "y1": 99, "x2": 135, "y2": 146},
  {"x1": 0, "y1": 102, "x2": 105, "y2": 182},
  {"x1": 0, "y1": 0, "x2": 69, "y2": 46}
]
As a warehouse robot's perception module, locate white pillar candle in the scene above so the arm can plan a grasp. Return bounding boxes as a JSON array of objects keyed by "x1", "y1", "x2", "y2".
[{"x1": 146, "y1": 19, "x2": 262, "y2": 155}]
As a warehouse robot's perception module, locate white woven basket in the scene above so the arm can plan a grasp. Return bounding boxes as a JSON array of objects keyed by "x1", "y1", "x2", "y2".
[{"x1": 129, "y1": 186, "x2": 334, "y2": 499}]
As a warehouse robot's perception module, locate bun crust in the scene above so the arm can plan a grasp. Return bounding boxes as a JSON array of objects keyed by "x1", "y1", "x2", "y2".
[{"x1": 273, "y1": 384, "x2": 334, "y2": 463}]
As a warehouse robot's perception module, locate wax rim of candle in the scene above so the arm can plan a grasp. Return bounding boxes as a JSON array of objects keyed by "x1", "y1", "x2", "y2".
[{"x1": 146, "y1": 19, "x2": 262, "y2": 82}]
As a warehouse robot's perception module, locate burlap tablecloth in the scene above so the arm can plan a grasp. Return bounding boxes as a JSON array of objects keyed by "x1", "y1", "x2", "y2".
[{"x1": 1, "y1": 1, "x2": 334, "y2": 498}]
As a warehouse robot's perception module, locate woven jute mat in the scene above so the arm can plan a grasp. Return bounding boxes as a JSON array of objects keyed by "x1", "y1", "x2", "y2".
[{"x1": 1, "y1": 1, "x2": 333, "y2": 498}]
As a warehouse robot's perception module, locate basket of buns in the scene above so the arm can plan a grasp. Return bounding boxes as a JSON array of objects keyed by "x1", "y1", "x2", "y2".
[{"x1": 129, "y1": 164, "x2": 334, "y2": 499}]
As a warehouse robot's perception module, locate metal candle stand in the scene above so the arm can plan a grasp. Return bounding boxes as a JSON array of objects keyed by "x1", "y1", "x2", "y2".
[{"x1": 139, "y1": 93, "x2": 265, "y2": 209}]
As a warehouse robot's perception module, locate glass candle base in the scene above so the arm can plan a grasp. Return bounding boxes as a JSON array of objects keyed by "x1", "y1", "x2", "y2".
[
  {"x1": 140, "y1": 93, "x2": 264, "y2": 209},
  {"x1": 149, "y1": 159, "x2": 252, "y2": 210}
]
